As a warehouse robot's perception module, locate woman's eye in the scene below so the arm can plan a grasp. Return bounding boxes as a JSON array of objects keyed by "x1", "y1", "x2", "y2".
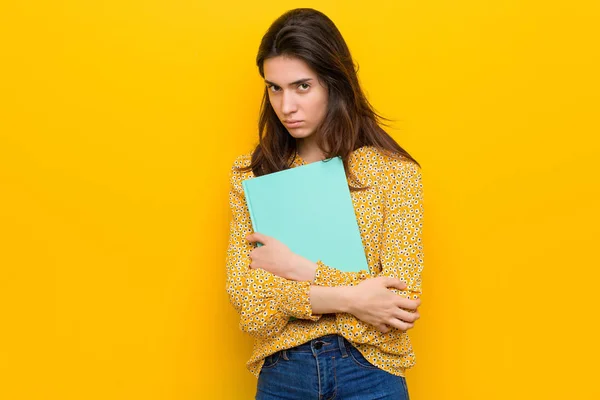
[
  {"x1": 299, "y1": 83, "x2": 310, "y2": 90},
  {"x1": 268, "y1": 85, "x2": 281, "y2": 92}
]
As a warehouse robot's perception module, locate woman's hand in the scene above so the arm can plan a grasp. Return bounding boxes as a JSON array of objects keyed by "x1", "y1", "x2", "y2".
[
  {"x1": 246, "y1": 232, "x2": 317, "y2": 281},
  {"x1": 347, "y1": 277, "x2": 421, "y2": 333}
]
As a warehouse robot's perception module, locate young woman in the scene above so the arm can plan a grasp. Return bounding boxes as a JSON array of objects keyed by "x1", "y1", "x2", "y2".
[{"x1": 226, "y1": 8, "x2": 424, "y2": 400}]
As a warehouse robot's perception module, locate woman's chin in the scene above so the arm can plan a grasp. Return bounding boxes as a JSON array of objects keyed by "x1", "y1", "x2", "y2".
[{"x1": 287, "y1": 128, "x2": 314, "y2": 139}]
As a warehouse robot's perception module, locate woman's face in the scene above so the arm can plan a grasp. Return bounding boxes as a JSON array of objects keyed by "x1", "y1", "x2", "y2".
[{"x1": 263, "y1": 56, "x2": 328, "y2": 140}]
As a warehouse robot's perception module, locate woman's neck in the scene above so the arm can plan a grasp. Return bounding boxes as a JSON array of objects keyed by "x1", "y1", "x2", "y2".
[{"x1": 297, "y1": 138, "x2": 327, "y2": 164}]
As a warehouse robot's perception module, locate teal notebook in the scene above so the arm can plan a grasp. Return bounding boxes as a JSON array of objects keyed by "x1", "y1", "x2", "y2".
[{"x1": 241, "y1": 156, "x2": 368, "y2": 273}]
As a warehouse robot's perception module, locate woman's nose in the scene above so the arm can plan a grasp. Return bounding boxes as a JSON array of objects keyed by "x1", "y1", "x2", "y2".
[{"x1": 280, "y1": 91, "x2": 298, "y2": 114}]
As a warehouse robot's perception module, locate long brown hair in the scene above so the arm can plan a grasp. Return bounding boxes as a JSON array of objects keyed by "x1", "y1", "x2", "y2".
[{"x1": 240, "y1": 8, "x2": 420, "y2": 191}]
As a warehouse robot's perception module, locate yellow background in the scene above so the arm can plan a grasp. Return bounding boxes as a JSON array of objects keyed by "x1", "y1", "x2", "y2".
[{"x1": 1, "y1": 1, "x2": 598, "y2": 399}]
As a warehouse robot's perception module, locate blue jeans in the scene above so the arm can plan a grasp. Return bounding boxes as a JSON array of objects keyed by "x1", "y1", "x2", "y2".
[{"x1": 256, "y1": 334, "x2": 410, "y2": 399}]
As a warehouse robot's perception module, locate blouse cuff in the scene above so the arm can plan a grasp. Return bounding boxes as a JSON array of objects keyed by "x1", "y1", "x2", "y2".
[
  {"x1": 278, "y1": 279, "x2": 321, "y2": 321},
  {"x1": 313, "y1": 260, "x2": 369, "y2": 287}
]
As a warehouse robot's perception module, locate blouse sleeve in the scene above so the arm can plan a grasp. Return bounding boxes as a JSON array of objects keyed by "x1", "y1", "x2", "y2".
[
  {"x1": 225, "y1": 156, "x2": 322, "y2": 339},
  {"x1": 312, "y1": 160, "x2": 424, "y2": 345}
]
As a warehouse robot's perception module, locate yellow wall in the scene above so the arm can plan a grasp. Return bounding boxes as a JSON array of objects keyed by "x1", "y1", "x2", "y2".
[{"x1": 1, "y1": 1, "x2": 598, "y2": 399}]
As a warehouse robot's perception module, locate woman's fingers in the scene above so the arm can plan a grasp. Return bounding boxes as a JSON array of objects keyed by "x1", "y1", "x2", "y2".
[
  {"x1": 386, "y1": 318, "x2": 415, "y2": 331},
  {"x1": 393, "y1": 308, "x2": 420, "y2": 324},
  {"x1": 395, "y1": 296, "x2": 420, "y2": 311},
  {"x1": 352, "y1": 277, "x2": 422, "y2": 332},
  {"x1": 374, "y1": 308, "x2": 420, "y2": 333},
  {"x1": 246, "y1": 231, "x2": 271, "y2": 245}
]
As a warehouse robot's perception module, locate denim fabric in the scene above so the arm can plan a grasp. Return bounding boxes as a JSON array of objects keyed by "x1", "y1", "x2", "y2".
[{"x1": 255, "y1": 334, "x2": 410, "y2": 400}]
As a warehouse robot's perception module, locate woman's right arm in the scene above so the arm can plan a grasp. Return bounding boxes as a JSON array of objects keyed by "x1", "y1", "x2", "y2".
[{"x1": 226, "y1": 157, "x2": 322, "y2": 338}]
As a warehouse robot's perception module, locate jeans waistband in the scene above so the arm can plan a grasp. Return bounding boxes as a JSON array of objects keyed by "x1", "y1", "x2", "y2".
[{"x1": 279, "y1": 334, "x2": 351, "y2": 360}]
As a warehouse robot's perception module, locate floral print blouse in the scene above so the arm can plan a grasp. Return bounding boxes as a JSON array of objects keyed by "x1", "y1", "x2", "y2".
[{"x1": 225, "y1": 145, "x2": 424, "y2": 378}]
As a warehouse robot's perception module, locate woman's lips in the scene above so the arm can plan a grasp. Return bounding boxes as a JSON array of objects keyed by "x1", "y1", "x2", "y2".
[{"x1": 284, "y1": 120, "x2": 304, "y2": 128}]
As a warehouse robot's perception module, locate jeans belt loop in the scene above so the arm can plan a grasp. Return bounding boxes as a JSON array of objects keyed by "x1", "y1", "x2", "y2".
[{"x1": 338, "y1": 335, "x2": 349, "y2": 358}]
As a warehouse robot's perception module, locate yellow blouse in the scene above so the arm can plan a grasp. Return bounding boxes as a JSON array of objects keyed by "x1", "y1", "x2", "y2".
[{"x1": 225, "y1": 145, "x2": 424, "y2": 378}]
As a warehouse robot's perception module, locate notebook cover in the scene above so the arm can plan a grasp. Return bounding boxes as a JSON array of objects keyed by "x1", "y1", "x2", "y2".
[{"x1": 241, "y1": 156, "x2": 368, "y2": 273}]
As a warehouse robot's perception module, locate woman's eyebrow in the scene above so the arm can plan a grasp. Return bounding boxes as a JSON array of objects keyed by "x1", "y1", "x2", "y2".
[{"x1": 264, "y1": 78, "x2": 313, "y2": 86}]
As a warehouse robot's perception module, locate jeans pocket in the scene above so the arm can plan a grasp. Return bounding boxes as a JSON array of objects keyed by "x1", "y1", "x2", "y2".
[
  {"x1": 347, "y1": 346, "x2": 379, "y2": 370},
  {"x1": 261, "y1": 351, "x2": 282, "y2": 370}
]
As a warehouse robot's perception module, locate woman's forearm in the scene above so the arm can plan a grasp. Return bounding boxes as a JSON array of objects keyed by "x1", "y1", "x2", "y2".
[{"x1": 309, "y1": 285, "x2": 354, "y2": 315}]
